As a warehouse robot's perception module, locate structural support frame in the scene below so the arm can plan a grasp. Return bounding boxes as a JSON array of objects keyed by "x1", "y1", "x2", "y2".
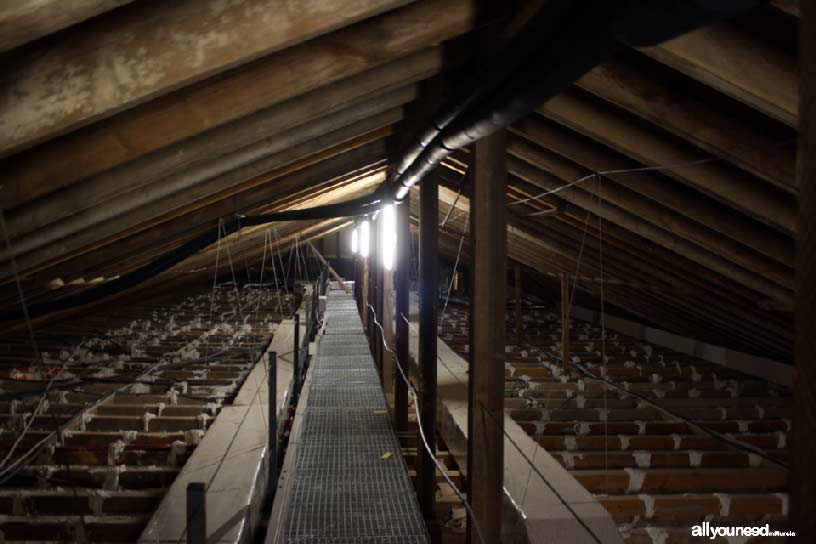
[
  {"x1": 466, "y1": 130, "x2": 507, "y2": 544},
  {"x1": 793, "y1": 3, "x2": 816, "y2": 536},
  {"x1": 417, "y1": 174, "x2": 439, "y2": 523},
  {"x1": 395, "y1": 201, "x2": 411, "y2": 431}
]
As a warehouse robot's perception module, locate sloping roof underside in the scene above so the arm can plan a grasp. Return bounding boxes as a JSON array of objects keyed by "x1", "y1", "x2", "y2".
[{"x1": 0, "y1": 0, "x2": 800, "y2": 362}]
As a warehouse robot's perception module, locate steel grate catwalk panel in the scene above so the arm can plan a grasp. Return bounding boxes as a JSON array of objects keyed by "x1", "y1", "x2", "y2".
[{"x1": 278, "y1": 291, "x2": 429, "y2": 543}]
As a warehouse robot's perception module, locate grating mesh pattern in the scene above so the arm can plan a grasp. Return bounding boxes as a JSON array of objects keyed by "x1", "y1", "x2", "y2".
[{"x1": 278, "y1": 290, "x2": 429, "y2": 543}]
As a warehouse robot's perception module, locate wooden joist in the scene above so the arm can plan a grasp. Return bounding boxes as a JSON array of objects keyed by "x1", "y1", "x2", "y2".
[
  {"x1": 0, "y1": 0, "x2": 410, "y2": 156},
  {"x1": 539, "y1": 89, "x2": 796, "y2": 234},
  {"x1": 2, "y1": 0, "x2": 477, "y2": 209},
  {"x1": 0, "y1": 0, "x2": 133, "y2": 52},
  {"x1": 641, "y1": 21, "x2": 798, "y2": 127}
]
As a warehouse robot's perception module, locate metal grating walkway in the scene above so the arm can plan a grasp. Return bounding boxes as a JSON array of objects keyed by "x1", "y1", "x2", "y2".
[{"x1": 276, "y1": 288, "x2": 430, "y2": 543}]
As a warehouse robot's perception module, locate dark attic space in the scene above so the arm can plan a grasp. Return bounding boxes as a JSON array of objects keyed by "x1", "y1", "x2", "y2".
[{"x1": 0, "y1": 0, "x2": 811, "y2": 543}]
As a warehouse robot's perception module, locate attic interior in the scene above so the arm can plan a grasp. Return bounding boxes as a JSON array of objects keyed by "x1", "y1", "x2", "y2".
[{"x1": 0, "y1": 0, "x2": 812, "y2": 543}]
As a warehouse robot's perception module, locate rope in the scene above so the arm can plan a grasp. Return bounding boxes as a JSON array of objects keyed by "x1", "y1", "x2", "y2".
[{"x1": 508, "y1": 157, "x2": 720, "y2": 210}]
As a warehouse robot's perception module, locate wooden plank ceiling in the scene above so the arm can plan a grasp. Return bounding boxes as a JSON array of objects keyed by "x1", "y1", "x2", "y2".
[{"x1": 0, "y1": 0, "x2": 799, "y2": 363}]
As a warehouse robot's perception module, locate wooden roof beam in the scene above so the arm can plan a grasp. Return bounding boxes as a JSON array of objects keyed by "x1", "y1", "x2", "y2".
[
  {"x1": 1, "y1": 137, "x2": 388, "y2": 281},
  {"x1": 576, "y1": 57, "x2": 796, "y2": 189},
  {"x1": 3, "y1": 47, "x2": 442, "y2": 211},
  {"x1": 511, "y1": 116, "x2": 795, "y2": 267},
  {"x1": 0, "y1": 0, "x2": 412, "y2": 156},
  {"x1": 3, "y1": 0, "x2": 480, "y2": 208},
  {"x1": 0, "y1": 0, "x2": 133, "y2": 52},
  {"x1": 507, "y1": 134, "x2": 795, "y2": 290},
  {"x1": 507, "y1": 155, "x2": 795, "y2": 307},
  {"x1": 640, "y1": 21, "x2": 798, "y2": 127},
  {"x1": 539, "y1": 89, "x2": 796, "y2": 234},
  {"x1": 5, "y1": 85, "x2": 414, "y2": 241}
]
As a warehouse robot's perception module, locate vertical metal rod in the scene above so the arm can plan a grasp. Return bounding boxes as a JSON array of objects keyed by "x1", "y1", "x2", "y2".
[
  {"x1": 294, "y1": 314, "x2": 301, "y2": 389},
  {"x1": 417, "y1": 174, "x2": 438, "y2": 522},
  {"x1": 186, "y1": 482, "x2": 206, "y2": 544},
  {"x1": 362, "y1": 258, "x2": 370, "y2": 332},
  {"x1": 267, "y1": 351, "x2": 278, "y2": 498},
  {"x1": 794, "y1": 3, "x2": 816, "y2": 534},
  {"x1": 561, "y1": 272, "x2": 570, "y2": 373},
  {"x1": 305, "y1": 291, "x2": 312, "y2": 345},
  {"x1": 394, "y1": 201, "x2": 410, "y2": 431}
]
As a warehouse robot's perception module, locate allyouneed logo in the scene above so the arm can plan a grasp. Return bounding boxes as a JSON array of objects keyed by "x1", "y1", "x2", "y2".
[{"x1": 691, "y1": 523, "x2": 795, "y2": 539}]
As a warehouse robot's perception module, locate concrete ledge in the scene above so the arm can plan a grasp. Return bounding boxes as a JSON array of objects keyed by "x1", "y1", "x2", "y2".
[
  {"x1": 137, "y1": 404, "x2": 271, "y2": 544},
  {"x1": 407, "y1": 309, "x2": 622, "y2": 544},
  {"x1": 139, "y1": 312, "x2": 304, "y2": 544},
  {"x1": 571, "y1": 305, "x2": 792, "y2": 387}
]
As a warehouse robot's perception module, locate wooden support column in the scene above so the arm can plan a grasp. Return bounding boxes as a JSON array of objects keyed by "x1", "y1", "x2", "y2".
[
  {"x1": 467, "y1": 130, "x2": 507, "y2": 544},
  {"x1": 361, "y1": 230, "x2": 370, "y2": 333},
  {"x1": 375, "y1": 218, "x2": 385, "y2": 373},
  {"x1": 382, "y1": 262, "x2": 395, "y2": 399},
  {"x1": 561, "y1": 272, "x2": 570, "y2": 373},
  {"x1": 370, "y1": 216, "x2": 381, "y2": 367},
  {"x1": 793, "y1": 2, "x2": 816, "y2": 535},
  {"x1": 514, "y1": 265, "x2": 523, "y2": 346},
  {"x1": 394, "y1": 201, "x2": 411, "y2": 431},
  {"x1": 417, "y1": 174, "x2": 438, "y2": 523}
]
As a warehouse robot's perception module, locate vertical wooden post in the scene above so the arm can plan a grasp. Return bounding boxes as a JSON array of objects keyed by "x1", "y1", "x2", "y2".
[
  {"x1": 514, "y1": 265, "x2": 523, "y2": 346},
  {"x1": 362, "y1": 257, "x2": 370, "y2": 331},
  {"x1": 793, "y1": 3, "x2": 816, "y2": 536},
  {"x1": 394, "y1": 201, "x2": 410, "y2": 431},
  {"x1": 371, "y1": 216, "x2": 383, "y2": 371},
  {"x1": 382, "y1": 264, "x2": 395, "y2": 398},
  {"x1": 561, "y1": 272, "x2": 570, "y2": 373},
  {"x1": 417, "y1": 174, "x2": 438, "y2": 523},
  {"x1": 467, "y1": 130, "x2": 507, "y2": 544}
]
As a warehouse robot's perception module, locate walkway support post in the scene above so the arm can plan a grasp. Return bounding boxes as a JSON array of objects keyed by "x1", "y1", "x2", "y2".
[
  {"x1": 467, "y1": 129, "x2": 507, "y2": 544},
  {"x1": 417, "y1": 173, "x2": 438, "y2": 524}
]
